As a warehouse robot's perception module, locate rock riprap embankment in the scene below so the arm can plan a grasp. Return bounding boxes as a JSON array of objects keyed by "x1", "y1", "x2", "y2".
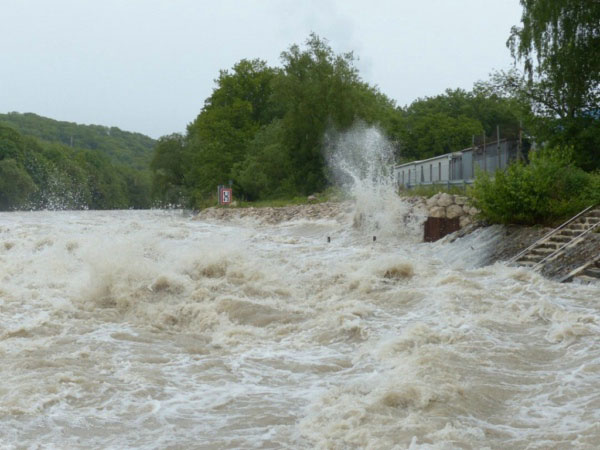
[
  {"x1": 196, "y1": 194, "x2": 479, "y2": 229},
  {"x1": 195, "y1": 201, "x2": 352, "y2": 224},
  {"x1": 423, "y1": 192, "x2": 480, "y2": 228}
]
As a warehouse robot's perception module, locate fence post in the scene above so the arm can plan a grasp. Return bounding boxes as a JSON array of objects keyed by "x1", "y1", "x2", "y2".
[
  {"x1": 496, "y1": 125, "x2": 501, "y2": 170},
  {"x1": 483, "y1": 133, "x2": 487, "y2": 172},
  {"x1": 517, "y1": 119, "x2": 523, "y2": 161},
  {"x1": 471, "y1": 135, "x2": 475, "y2": 180}
]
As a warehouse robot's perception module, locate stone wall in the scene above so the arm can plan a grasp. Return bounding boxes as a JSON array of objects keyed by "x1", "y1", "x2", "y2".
[{"x1": 424, "y1": 192, "x2": 479, "y2": 228}]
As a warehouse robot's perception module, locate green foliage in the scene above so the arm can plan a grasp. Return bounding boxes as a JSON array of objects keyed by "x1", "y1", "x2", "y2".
[
  {"x1": 151, "y1": 35, "x2": 395, "y2": 207},
  {"x1": 469, "y1": 146, "x2": 596, "y2": 225},
  {"x1": 0, "y1": 158, "x2": 37, "y2": 209},
  {"x1": 506, "y1": 1, "x2": 600, "y2": 170},
  {"x1": 150, "y1": 133, "x2": 188, "y2": 205},
  {"x1": 148, "y1": 30, "x2": 595, "y2": 211},
  {"x1": 181, "y1": 59, "x2": 279, "y2": 201},
  {"x1": 0, "y1": 112, "x2": 156, "y2": 169},
  {"x1": 274, "y1": 34, "x2": 394, "y2": 194},
  {"x1": 392, "y1": 88, "x2": 524, "y2": 162},
  {"x1": 508, "y1": 0, "x2": 600, "y2": 119},
  {"x1": 0, "y1": 124, "x2": 151, "y2": 210},
  {"x1": 232, "y1": 120, "x2": 295, "y2": 200}
]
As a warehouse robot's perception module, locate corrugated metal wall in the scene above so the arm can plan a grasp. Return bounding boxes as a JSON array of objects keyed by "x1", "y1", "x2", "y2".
[{"x1": 396, "y1": 140, "x2": 521, "y2": 188}]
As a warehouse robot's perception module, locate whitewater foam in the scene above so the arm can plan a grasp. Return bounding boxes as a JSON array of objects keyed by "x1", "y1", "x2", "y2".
[{"x1": 1, "y1": 208, "x2": 599, "y2": 448}]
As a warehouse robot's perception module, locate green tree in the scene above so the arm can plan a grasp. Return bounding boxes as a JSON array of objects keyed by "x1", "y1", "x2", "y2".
[
  {"x1": 0, "y1": 158, "x2": 37, "y2": 209},
  {"x1": 275, "y1": 33, "x2": 393, "y2": 194},
  {"x1": 470, "y1": 147, "x2": 594, "y2": 225},
  {"x1": 392, "y1": 88, "x2": 523, "y2": 161},
  {"x1": 184, "y1": 59, "x2": 279, "y2": 202},
  {"x1": 232, "y1": 120, "x2": 295, "y2": 199},
  {"x1": 0, "y1": 125, "x2": 26, "y2": 162},
  {"x1": 150, "y1": 35, "x2": 396, "y2": 205},
  {"x1": 508, "y1": 0, "x2": 600, "y2": 169},
  {"x1": 0, "y1": 112, "x2": 156, "y2": 170},
  {"x1": 150, "y1": 133, "x2": 188, "y2": 205}
]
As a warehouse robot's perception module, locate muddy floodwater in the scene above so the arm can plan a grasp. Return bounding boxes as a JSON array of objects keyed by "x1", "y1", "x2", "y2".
[{"x1": 1, "y1": 208, "x2": 600, "y2": 449}]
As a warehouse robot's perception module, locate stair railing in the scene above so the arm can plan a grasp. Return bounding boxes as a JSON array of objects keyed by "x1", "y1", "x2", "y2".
[
  {"x1": 508, "y1": 204, "x2": 596, "y2": 265},
  {"x1": 560, "y1": 253, "x2": 600, "y2": 283},
  {"x1": 532, "y1": 219, "x2": 600, "y2": 271}
]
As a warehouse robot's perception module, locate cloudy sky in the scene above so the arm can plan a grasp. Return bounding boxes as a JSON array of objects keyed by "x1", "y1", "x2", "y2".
[{"x1": 1, "y1": 0, "x2": 523, "y2": 138}]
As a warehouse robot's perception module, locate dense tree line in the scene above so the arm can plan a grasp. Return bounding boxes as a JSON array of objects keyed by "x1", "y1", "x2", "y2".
[
  {"x1": 4, "y1": 1, "x2": 597, "y2": 212},
  {"x1": 0, "y1": 124, "x2": 151, "y2": 210},
  {"x1": 0, "y1": 112, "x2": 156, "y2": 170},
  {"x1": 467, "y1": 0, "x2": 600, "y2": 225},
  {"x1": 501, "y1": 0, "x2": 600, "y2": 170},
  {"x1": 151, "y1": 35, "x2": 524, "y2": 207}
]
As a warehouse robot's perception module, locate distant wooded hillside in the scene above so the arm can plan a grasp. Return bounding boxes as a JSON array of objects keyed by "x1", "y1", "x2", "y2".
[
  {"x1": 0, "y1": 112, "x2": 155, "y2": 170},
  {"x1": 0, "y1": 123, "x2": 152, "y2": 210}
]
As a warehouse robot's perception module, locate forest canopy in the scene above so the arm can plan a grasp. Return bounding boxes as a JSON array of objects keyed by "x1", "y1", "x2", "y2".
[
  {"x1": 0, "y1": 112, "x2": 155, "y2": 170},
  {"x1": 150, "y1": 35, "x2": 526, "y2": 208},
  {"x1": 0, "y1": 122, "x2": 152, "y2": 210},
  {"x1": 2, "y1": 1, "x2": 598, "y2": 211}
]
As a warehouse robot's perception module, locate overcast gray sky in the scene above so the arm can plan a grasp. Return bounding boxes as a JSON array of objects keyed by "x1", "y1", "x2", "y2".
[{"x1": 1, "y1": 0, "x2": 523, "y2": 138}]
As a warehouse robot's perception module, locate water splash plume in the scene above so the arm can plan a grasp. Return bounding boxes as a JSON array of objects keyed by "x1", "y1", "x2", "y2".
[{"x1": 325, "y1": 122, "x2": 424, "y2": 239}]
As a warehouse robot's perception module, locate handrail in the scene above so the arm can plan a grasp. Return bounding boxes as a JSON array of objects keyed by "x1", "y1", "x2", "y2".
[
  {"x1": 533, "y1": 219, "x2": 600, "y2": 271},
  {"x1": 508, "y1": 204, "x2": 597, "y2": 265},
  {"x1": 560, "y1": 253, "x2": 600, "y2": 283}
]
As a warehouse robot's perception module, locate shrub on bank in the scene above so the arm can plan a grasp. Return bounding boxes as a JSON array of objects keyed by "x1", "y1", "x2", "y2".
[{"x1": 469, "y1": 147, "x2": 599, "y2": 225}]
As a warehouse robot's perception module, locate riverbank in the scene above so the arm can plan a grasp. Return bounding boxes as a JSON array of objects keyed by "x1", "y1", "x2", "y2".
[
  {"x1": 195, "y1": 201, "x2": 353, "y2": 224},
  {"x1": 196, "y1": 198, "x2": 599, "y2": 280}
]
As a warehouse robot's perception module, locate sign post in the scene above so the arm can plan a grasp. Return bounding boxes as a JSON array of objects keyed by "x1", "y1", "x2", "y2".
[{"x1": 218, "y1": 185, "x2": 233, "y2": 206}]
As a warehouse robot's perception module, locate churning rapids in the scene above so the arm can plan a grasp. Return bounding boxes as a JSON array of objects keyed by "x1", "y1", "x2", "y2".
[{"x1": 1, "y1": 206, "x2": 600, "y2": 449}]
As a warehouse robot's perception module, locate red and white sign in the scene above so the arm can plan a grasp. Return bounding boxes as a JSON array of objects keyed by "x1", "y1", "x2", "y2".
[{"x1": 220, "y1": 187, "x2": 232, "y2": 205}]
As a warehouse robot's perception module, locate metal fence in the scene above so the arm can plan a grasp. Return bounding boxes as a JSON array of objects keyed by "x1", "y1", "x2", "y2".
[{"x1": 396, "y1": 139, "x2": 523, "y2": 189}]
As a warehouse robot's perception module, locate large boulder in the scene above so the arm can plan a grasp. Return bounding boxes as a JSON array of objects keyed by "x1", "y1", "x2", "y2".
[
  {"x1": 454, "y1": 196, "x2": 468, "y2": 206},
  {"x1": 429, "y1": 206, "x2": 446, "y2": 218},
  {"x1": 468, "y1": 206, "x2": 480, "y2": 216},
  {"x1": 460, "y1": 215, "x2": 472, "y2": 228},
  {"x1": 426, "y1": 195, "x2": 439, "y2": 208},
  {"x1": 437, "y1": 193, "x2": 454, "y2": 207},
  {"x1": 446, "y1": 204, "x2": 464, "y2": 219}
]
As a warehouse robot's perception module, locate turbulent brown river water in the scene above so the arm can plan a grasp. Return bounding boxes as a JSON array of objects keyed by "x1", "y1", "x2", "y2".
[{"x1": 1, "y1": 207, "x2": 600, "y2": 449}]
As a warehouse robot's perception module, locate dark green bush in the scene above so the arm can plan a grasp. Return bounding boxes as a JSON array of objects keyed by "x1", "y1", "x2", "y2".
[{"x1": 469, "y1": 147, "x2": 598, "y2": 225}]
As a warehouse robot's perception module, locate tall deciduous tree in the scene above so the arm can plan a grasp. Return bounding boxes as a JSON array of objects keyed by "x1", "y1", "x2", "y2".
[
  {"x1": 184, "y1": 59, "x2": 279, "y2": 202},
  {"x1": 508, "y1": 0, "x2": 600, "y2": 169},
  {"x1": 275, "y1": 34, "x2": 393, "y2": 194},
  {"x1": 508, "y1": 0, "x2": 600, "y2": 119},
  {"x1": 391, "y1": 88, "x2": 523, "y2": 161}
]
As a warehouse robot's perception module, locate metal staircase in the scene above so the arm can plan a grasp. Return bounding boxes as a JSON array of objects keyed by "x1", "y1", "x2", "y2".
[{"x1": 508, "y1": 205, "x2": 600, "y2": 277}]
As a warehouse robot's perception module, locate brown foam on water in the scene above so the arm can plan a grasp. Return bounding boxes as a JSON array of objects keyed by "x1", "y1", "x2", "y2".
[{"x1": 2, "y1": 210, "x2": 600, "y2": 448}]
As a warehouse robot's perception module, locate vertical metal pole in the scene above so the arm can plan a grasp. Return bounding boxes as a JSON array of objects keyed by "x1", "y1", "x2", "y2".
[
  {"x1": 471, "y1": 135, "x2": 475, "y2": 179},
  {"x1": 517, "y1": 120, "x2": 523, "y2": 161},
  {"x1": 497, "y1": 125, "x2": 501, "y2": 170},
  {"x1": 483, "y1": 133, "x2": 487, "y2": 172}
]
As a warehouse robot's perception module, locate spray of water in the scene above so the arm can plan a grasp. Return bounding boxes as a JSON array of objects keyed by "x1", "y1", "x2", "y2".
[{"x1": 325, "y1": 122, "x2": 425, "y2": 239}]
